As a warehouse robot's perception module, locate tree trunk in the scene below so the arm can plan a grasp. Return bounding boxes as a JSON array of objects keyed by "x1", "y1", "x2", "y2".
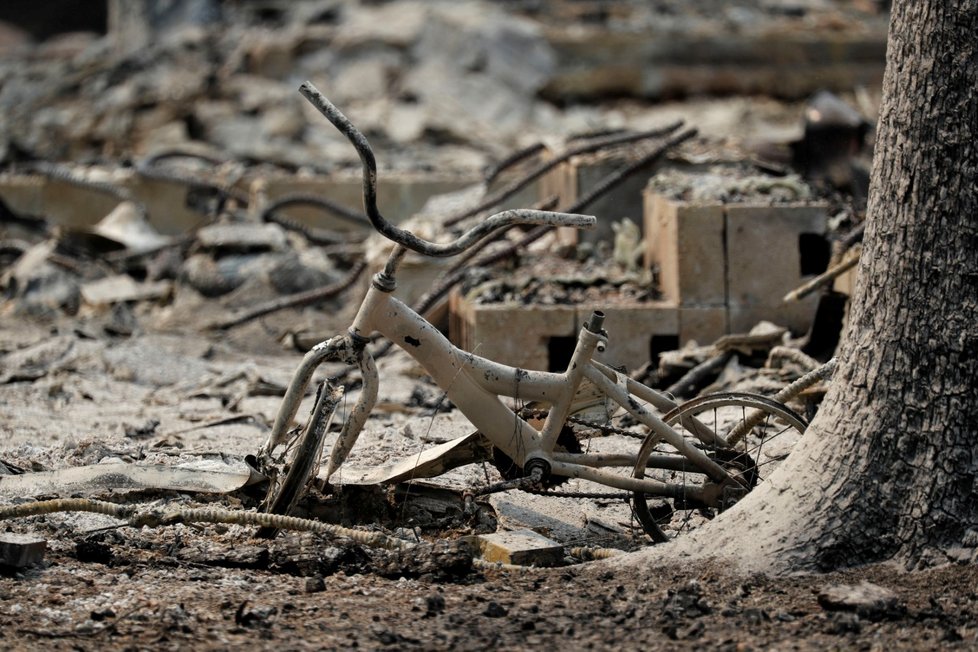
[{"x1": 648, "y1": 0, "x2": 978, "y2": 573}]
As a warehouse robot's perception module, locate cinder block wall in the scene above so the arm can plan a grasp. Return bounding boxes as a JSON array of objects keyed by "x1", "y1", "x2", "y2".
[{"x1": 644, "y1": 189, "x2": 828, "y2": 337}]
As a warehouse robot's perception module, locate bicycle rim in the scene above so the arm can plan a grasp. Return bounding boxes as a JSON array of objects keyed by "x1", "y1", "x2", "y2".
[{"x1": 632, "y1": 392, "x2": 807, "y2": 542}]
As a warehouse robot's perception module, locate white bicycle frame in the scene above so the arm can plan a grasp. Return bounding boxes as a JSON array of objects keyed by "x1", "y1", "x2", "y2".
[{"x1": 265, "y1": 245, "x2": 741, "y2": 507}]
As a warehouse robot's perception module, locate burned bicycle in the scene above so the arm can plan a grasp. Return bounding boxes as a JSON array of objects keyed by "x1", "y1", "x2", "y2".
[{"x1": 256, "y1": 82, "x2": 815, "y2": 543}]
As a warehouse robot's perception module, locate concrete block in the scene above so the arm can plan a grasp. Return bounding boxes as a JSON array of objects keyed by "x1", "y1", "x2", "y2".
[
  {"x1": 644, "y1": 193, "x2": 726, "y2": 306},
  {"x1": 1, "y1": 172, "x2": 213, "y2": 236},
  {"x1": 550, "y1": 149, "x2": 651, "y2": 246},
  {"x1": 725, "y1": 203, "x2": 829, "y2": 308},
  {"x1": 450, "y1": 292, "x2": 684, "y2": 372},
  {"x1": 450, "y1": 299, "x2": 577, "y2": 371},
  {"x1": 1, "y1": 169, "x2": 484, "y2": 236},
  {"x1": 0, "y1": 533, "x2": 47, "y2": 569},
  {"x1": 833, "y1": 266, "x2": 857, "y2": 297},
  {"x1": 538, "y1": 150, "x2": 578, "y2": 249},
  {"x1": 679, "y1": 306, "x2": 728, "y2": 346},
  {"x1": 538, "y1": 153, "x2": 575, "y2": 209},
  {"x1": 469, "y1": 529, "x2": 564, "y2": 566}
]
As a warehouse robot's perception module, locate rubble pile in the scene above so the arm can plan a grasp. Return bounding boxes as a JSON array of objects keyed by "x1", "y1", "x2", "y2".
[
  {"x1": 0, "y1": 0, "x2": 887, "y2": 171},
  {"x1": 0, "y1": 1, "x2": 582, "y2": 171}
]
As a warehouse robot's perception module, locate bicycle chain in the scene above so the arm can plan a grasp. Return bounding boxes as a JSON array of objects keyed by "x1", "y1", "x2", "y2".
[{"x1": 517, "y1": 408, "x2": 646, "y2": 440}]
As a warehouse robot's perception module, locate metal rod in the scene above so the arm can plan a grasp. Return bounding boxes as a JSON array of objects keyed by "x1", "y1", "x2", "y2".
[
  {"x1": 483, "y1": 141, "x2": 545, "y2": 187},
  {"x1": 260, "y1": 192, "x2": 370, "y2": 228},
  {"x1": 211, "y1": 260, "x2": 367, "y2": 330},
  {"x1": 782, "y1": 247, "x2": 860, "y2": 303},
  {"x1": 443, "y1": 122, "x2": 686, "y2": 227}
]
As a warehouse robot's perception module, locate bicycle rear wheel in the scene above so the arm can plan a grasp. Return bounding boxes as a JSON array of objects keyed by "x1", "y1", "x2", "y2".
[
  {"x1": 257, "y1": 381, "x2": 343, "y2": 537},
  {"x1": 632, "y1": 392, "x2": 807, "y2": 542}
]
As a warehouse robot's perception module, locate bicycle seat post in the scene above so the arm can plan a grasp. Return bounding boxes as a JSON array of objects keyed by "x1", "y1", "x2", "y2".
[
  {"x1": 585, "y1": 310, "x2": 606, "y2": 335},
  {"x1": 537, "y1": 310, "x2": 609, "y2": 453}
]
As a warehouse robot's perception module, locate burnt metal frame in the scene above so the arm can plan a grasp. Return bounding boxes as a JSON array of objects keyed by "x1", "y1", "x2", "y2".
[
  {"x1": 262, "y1": 82, "x2": 749, "y2": 511},
  {"x1": 264, "y1": 245, "x2": 740, "y2": 506}
]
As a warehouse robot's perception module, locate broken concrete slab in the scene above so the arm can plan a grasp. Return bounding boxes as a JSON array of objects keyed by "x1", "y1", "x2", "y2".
[
  {"x1": 817, "y1": 581, "x2": 903, "y2": 620},
  {"x1": 469, "y1": 528, "x2": 564, "y2": 567},
  {"x1": 89, "y1": 201, "x2": 172, "y2": 254},
  {"x1": 0, "y1": 459, "x2": 265, "y2": 499},
  {"x1": 0, "y1": 334, "x2": 77, "y2": 384}
]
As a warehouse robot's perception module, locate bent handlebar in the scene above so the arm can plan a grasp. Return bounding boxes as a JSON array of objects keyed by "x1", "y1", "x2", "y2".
[{"x1": 299, "y1": 81, "x2": 595, "y2": 258}]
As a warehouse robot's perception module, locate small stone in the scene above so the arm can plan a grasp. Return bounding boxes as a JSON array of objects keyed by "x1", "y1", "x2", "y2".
[
  {"x1": 483, "y1": 601, "x2": 508, "y2": 618},
  {"x1": 817, "y1": 581, "x2": 902, "y2": 620},
  {"x1": 425, "y1": 593, "x2": 446, "y2": 616},
  {"x1": 75, "y1": 539, "x2": 113, "y2": 565},
  {"x1": 304, "y1": 576, "x2": 325, "y2": 593},
  {"x1": 828, "y1": 611, "x2": 862, "y2": 634}
]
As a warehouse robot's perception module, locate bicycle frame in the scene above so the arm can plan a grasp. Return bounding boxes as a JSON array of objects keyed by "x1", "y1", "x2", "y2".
[{"x1": 266, "y1": 246, "x2": 741, "y2": 507}]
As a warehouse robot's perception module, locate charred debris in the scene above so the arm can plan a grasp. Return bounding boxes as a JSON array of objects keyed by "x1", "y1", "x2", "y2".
[{"x1": 1, "y1": 0, "x2": 882, "y2": 568}]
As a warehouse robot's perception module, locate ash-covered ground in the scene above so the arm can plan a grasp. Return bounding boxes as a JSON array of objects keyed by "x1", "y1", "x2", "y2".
[{"x1": 5, "y1": 2, "x2": 973, "y2": 650}]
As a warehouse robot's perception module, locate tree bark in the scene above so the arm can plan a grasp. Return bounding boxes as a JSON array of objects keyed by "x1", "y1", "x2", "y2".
[{"x1": 644, "y1": 0, "x2": 978, "y2": 573}]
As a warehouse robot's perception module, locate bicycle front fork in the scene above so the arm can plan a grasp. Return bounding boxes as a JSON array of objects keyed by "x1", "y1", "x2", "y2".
[
  {"x1": 322, "y1": 340, "x2": 377, "y2": 479},
  {"x1": 262, "y1": 332, "x2": 375, "y2": 481}
]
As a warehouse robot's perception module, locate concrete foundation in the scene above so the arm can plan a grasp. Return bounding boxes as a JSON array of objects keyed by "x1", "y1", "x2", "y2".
[{"x1": 449, "y1": 189, "x2": 829, "y2": 371}]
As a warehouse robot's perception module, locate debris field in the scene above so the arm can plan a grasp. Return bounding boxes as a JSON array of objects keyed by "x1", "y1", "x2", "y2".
[{"x1": 3, "y1": 2, "x2": 973, "y2": 650}]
